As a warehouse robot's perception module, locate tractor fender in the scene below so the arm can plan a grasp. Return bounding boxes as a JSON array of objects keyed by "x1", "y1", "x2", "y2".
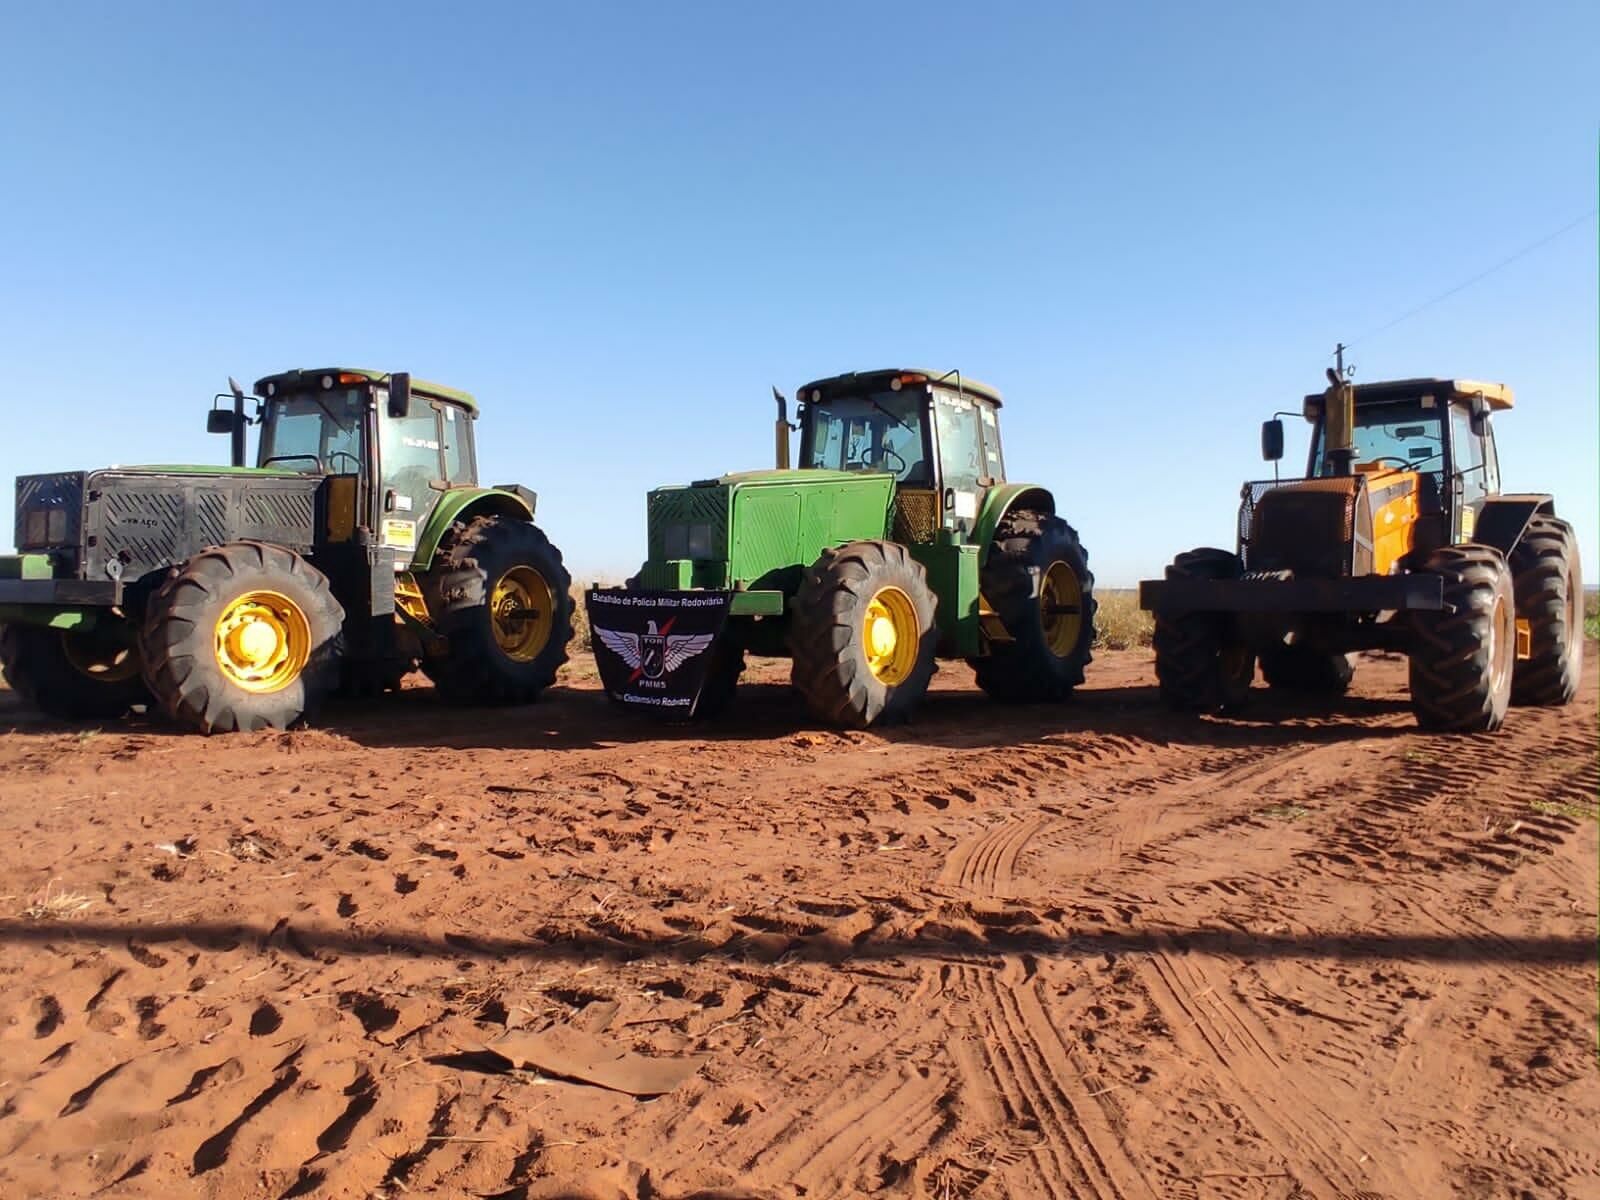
[
  {"x1": 412, "y1": 486, "x2": 536, "y2": 570},
  {"x1": 1472, "y1": 494, "x2": 1555, "y2": 557},
  {"x1": 972, "y1": 484, "x2": 1055, "y2": 563}
]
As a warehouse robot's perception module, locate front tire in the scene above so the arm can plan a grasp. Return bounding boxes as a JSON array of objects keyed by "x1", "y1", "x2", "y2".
[
  {"x1": 790, "y1": 540, "x2": 937, "y2": 727},
  {"x1": 422, "y1": 516, "x2": 573, "y2": 703},
  {"x1": 0, "y1": 622, "x2": 149, "y2": 720},
  {"x1": 1151, "y1": 547, "x2": 1255, "y2": 712},
  {"x1": 970, "y1": 510, "x2": 1097, "y2": 703},
  {"x1": 1509, "y1": 514, "x2": 1583, "y2": 706},
  {"x1": 139, "y1": 541, "x2": 345, "y2": 733},
  {"x1": 1408, "y1": 544, "x2": 1514, "y2": 732},
  {"x1": 1260, "y1": 645, "x2": 1355, "y2": 695}
]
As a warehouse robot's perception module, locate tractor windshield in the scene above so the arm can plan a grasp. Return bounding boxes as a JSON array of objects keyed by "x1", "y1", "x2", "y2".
[
  {"x1": 801, "y1": 391, "x2": 931, "y2": 484},
  {"x1": 1312, "y1": 399, "x2": 1444, "y2": 476},
  {"x1": 258, "y1": 388, "x2": 366, "y2": 475}
]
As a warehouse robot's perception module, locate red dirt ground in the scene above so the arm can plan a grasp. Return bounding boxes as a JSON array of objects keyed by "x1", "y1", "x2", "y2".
[{"x1": 0, "y1": 646, "x2": 1595, "y2": 1199}]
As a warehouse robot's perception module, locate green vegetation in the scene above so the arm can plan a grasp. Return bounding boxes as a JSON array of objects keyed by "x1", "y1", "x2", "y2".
[{"x1": 1531, "y1": 798, "x2": 1599, "y2": 823}]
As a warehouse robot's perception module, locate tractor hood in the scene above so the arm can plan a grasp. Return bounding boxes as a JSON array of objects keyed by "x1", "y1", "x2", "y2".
[
  {"x1": 642, "y1": 469, "x2": 897, "y2": 591},
  {"x1": 97, "y1": 464, "x2": 304, "y2": 477},
  {"x1": 688, "y1": 467, "x2": 889, "y2": 488}
]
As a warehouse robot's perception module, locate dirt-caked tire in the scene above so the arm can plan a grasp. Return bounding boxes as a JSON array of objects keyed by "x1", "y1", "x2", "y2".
[
  {"x1": 790, "y1": 540, "x2": 938, "y2": 727},
  {"x1": 970, "y1": 510, "x2": 1097, "y2": 703},
  {"x1": 338, "y1": 653, "x2": 417, "y2": 698},
  {"x1": 1508, "y1": 514, "x2": 1583, "y2": 706},
  {"x1": 0, "y1": 622, "x2": 149, "y2": 720},
  {"x1": 423, "y1": 516, "x2": 573, "y2": 704},
  {"x1": 1408, "y1": 544, "x2": 1514, "y2": 732},
  {"x1": 139, "y1": 541, "x2": 345, "y2": 734},
  {"x1": 1152, "y1": 547, "x2": 1254, "y2": 713},
  {"x1": 335, "y1": 615, "x2": 416, "y2": 698},
  {"x1": 1260, "y1": 645, "x2": 1355, "y2": 695},
  {"x1": 692, "y1": 635, "x2": 746, "y2": 721}
]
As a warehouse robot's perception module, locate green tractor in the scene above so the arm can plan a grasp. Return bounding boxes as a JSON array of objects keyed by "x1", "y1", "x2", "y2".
[
  {"x1": 0, "y1": 368, "x2": 573, "y2": 733},
  {"x1": 586, "y1": 368, "x2": 1096, "y2": 726}
]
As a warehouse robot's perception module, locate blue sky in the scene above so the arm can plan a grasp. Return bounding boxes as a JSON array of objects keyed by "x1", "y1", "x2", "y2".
[{"x1": 2, "y1": 2, "x2": 1595, "y2": 584}]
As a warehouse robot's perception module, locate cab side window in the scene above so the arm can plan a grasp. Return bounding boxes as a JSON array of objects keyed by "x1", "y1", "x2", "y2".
[
  {"x1": 1450, "y1": 404, "x2": 1487, "y2": 508},
  {"x1": 441, "y1": 403, "x2": 474, "y2": 484}
]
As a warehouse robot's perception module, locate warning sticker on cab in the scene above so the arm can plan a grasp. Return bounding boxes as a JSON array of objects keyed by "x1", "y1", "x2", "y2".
[{"x1": 382, "y1": 519, "x2": 417, "y2": 550}]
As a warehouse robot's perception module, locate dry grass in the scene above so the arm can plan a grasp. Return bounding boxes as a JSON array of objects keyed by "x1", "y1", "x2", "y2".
[
  {"x1": 23, "y1": 879, "x2": 95, "y2": 920},
  {"x1": 1093, "y1": 589, "x2": 1153, "y2": 650},
  {"x1": 1585, "y1": 590, "x2": 1598, "y2": 641},
  {"x1": 568, "y1": 581, "x2": 1154, "y2": 654}
]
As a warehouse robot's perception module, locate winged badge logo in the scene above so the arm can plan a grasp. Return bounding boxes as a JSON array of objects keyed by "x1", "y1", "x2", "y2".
[{"x1": 596, "y1": 619, "x2": 716, "y2": 683}]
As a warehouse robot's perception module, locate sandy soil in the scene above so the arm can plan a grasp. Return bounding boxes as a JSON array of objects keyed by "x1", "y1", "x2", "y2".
[{"x1": 0, "y1": 646, "x2": 1595, "y2": 1200}]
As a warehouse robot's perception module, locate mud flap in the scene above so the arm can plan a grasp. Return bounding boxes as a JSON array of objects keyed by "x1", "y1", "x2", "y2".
[{"x1": 585, "y1": 588, "x2": 732, "y2": 716}]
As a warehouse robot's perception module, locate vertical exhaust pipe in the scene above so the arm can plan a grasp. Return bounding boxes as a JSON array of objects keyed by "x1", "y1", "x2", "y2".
[
  {"x1": 1323, "y1": 367, "x2": 1355, "y2": 476},
  {"x1": 227, "y1": 377, "x2": 248, "y2": 467},
  {"x1": 772, "y1": 386, "x2": 791, "y2": 469}
]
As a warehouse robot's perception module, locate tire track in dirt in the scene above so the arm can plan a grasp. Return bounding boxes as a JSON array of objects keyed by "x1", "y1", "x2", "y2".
[
  {"x1": 1134, "y1": 945, "x2": 1395, "y2": 1200},
  {"x1": 953, "y1": 961, "x2": 1157, "y2": 1200}
]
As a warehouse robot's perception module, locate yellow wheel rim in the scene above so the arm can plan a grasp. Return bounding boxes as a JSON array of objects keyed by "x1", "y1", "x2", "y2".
[
  {"x1": 213, "y1": 590, "x2": 311, "y2": 694},
  {"x1": 1489, "y1": 588, "x2": 1513, "y2": 696},
  {"x1": 1040, "y1": 560, "x2": 1084, "y2": 657},
  {"x1": 491, "y1": 566, "x2": 554, "y2": 663},
  {"x1": 60, "y1": 633, "x2": 140, "y2": 684},
  {"x1": 863, "y1": 585, "x2": 919, "y2": 685}
]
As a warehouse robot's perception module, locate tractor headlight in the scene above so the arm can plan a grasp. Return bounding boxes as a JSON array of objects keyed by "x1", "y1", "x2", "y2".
[{"x1": 22, "y1": 508, "x2": 68, "y2": 548}]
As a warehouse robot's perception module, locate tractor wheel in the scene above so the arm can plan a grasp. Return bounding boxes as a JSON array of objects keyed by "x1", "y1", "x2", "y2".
[
  {"x1": 1151, "y1": 547, "x2": 1254, "y2": 712},
  {"x1": 1509, "y1": 514, "x2": 1583, "y2": 706},
  {"x1": 336, "y1": 617, "x2": 416, "y2": 697},
  {"x1": 970, "y1": 509, "x2": 1097, "y2": 703},
  {"x1": 790, "y1": 540, "x2": 937, "y2": 727},
  {"x1": 1407, "y1": 544, "x2": 1514, "y2": 732},
  {"x1": 1260, "y1": 645, "x2": 1355, "y2": 695},
  {"x1": 423, "y1": 516, "x2": 573, "y2": 704},
  {"x1": 0, "y1": 622, "x2": 149, "y2": 720},
  {"x1": 693, "y1": 635, "x2": 746, "y2": 720},
  {"x1": 338, "y1": 653, "x2": 417, "y2": 698},
  {"x1": 139, "y1": 541, "x2": 345, "y2": 733}
]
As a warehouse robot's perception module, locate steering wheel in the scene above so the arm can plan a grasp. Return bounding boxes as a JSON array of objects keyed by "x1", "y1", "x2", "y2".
[
  {"x1": 879, "y1": 445, "x2": 907, "y2": 473},
  {"x1": 1366, "y1": 455, "x2": 1417, "y2": 470},
  {"x1": 329, "y1": 451, "x2": 362, "y2": 475}
]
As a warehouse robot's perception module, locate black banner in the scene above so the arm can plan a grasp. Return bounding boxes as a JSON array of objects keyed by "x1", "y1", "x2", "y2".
[{"x1": 585, "y1": 588, "x2": 732, "y2": 716}]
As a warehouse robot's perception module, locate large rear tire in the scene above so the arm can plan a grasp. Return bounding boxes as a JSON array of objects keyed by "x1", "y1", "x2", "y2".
[
  {"x1": 422, "y1": 516, "x2": 573, "y2": 703},
  {"x1": 1408, "y1": 544, "x2": 1514, "y2": 732},
  {"x1": 1151, "y1": 547, "x2": 1254, "y2": 712},
  {"x1": 0, "y1": 622, "x2": 149, "y2": 720},
  {"x1": 139, "y1": 541, "x2": 345, "y2": 734},
  {"x1": 1509, "y1": 514, "x2": 1583, "y2": 706},
  {"x1": 1260, "y1": 645, "x2": 1354, "y2": 695},
  {"x1": 790, "y1": 540, "x2": 937, "y2": 727},
  {"x1": 970, "y1": 510, "x2": 1096, "y2": 703}
]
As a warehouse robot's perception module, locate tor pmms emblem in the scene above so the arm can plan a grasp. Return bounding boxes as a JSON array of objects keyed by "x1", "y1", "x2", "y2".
[{"x1": 597, "y1": 619, "x2": 715, "y2": 682}]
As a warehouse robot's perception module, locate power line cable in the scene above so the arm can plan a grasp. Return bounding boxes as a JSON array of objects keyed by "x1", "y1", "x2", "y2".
[{"x1": 1339, "y1": 207, "x2": 1598, "y2": 354}]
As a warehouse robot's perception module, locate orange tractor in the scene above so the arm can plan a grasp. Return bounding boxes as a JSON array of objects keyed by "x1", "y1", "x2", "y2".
[{"x1": 1139, "y1": 371, "x2": 1582, "y2": 732}]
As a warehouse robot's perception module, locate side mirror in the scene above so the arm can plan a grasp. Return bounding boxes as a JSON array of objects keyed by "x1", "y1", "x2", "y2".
[
  {"x1": 388, "y1": 371, "x2": 412, "y2": 418},
  {"x1": 207, "y1": 408, "x2": 239, "y2": 434},
  {"x1": 1261, "y1": 418, "x2": 1285, "y2": 462},
  {"x1": 1468, "y1": 394, "x2": 1490, "y2": 436}
]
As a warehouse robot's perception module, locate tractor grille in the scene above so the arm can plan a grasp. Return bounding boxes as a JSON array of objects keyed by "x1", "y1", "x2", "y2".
[
  {"x1": 1239, "y1": 476, "x2": 1367, "y2": 578},
  {"x1": 892, "y1": 488, "x2": 938, "y2": 543},
  {"x1": 647, "y1": 484, "x2": 729, "y2": 561},
  {"x1": 15, "y1": 472, "x2": 86, "y2": 551}
]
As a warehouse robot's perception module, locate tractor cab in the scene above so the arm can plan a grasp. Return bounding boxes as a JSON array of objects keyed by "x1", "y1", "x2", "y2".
[
  {"x1": 1262, "y1": 377, "x2": 1509, "y2": 555},
  {"x1": 210, "y1": 368, "x2": 482, "y2": 559},
  {"x1": 791, "y1": 369, "x2": 1006, "y2": 540}
]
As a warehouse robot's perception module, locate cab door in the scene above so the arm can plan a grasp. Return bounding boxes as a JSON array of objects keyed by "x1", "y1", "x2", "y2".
[{"x1": 1449, "y1": 403, "x2": 1489, "y2": 542}]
